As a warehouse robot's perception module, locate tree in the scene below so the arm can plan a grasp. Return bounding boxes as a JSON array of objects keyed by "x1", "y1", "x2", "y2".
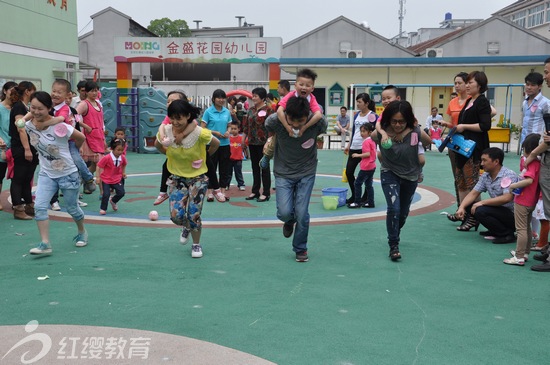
[{"x1": 147, "y1": 18, "x2": 191, "y2": 37}]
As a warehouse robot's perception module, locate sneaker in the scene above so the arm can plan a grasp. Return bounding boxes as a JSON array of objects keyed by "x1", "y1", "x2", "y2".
[
  {"x1": 259, "y1": 156, "x2": 270, "y2": 170},
  {"x1": 153, "y1": 193, "x2": 169, "y2": 206},
  {"x1": 509, "y1": 250, "x2": 529, "y2": 262},
  {"x1": 191, "y1": 244, "x2": 203, "y2": 258},
  {"x1": 99, "y1": 209, "x2": 106, "y2": 215},
  {"x1": 295, "y1": 251, "x2": 309, "y2": 262},
  {"x1": 238, "y1": 186, "x2": 246, "y2": 191},
  {"x1": 83, "y1": 179, "x2": 96, "y2": 194},
  {"x1": 348, "y1": 203, "x2": 361, "y2": 209},
  {"x1": 180, "y1": 228, "x2": 190, "y2": 245},
  {"x1": 77, "y1": 200, "x2": 88, "y2": 207},
  {"x1": 29, "y1": 242, "x2": 52, "y2": 255},
  {"x1": 283, "y1": 222, "x2": 294, "y2": 238},
  {"x1": 109, "y1": 198, "x2": 118, "y2": 211},
  {"x1": 51, "y1": 202, "x2": 61, "y2": 211},
  {"x1": 73, "y1": 231, "x2": 88, "y2": 247},
  {"x1": 503, "y1": 256, "x2": 525, "y2": 266},
  {"x1": 362, "y1": 203, "x2": 375, "y2": 208}
]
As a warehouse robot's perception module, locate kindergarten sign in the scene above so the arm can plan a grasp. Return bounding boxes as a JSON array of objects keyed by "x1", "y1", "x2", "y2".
[{"x1": 114, "y1": 37, "x2": 282, "y2": 63}]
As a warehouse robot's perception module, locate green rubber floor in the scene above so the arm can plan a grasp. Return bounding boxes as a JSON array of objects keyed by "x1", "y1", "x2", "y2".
[{"x1": 1, "y1": 148, "x2": 547, "y2": 365}]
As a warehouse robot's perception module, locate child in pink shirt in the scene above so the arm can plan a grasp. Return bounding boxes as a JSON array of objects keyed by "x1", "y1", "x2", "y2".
[
  {"x1": 97, "y1": 138, "x2": 127, "y2": 215},
  {"x1": 349, "y1": 123, "x2": 376, "y2": 208},
  {"x1": 504, "y1": 133, "x2": 542, "y2": 265}
]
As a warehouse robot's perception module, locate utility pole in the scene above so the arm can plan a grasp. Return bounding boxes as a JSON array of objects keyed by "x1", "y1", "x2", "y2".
[{"x1": 398, "y1": 0, "x2": 406, "y2": 37}]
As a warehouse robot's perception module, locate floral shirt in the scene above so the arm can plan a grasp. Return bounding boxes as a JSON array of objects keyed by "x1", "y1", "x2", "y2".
[
  {"x1": 242, "y1": 104, "x2": 273, "y2": 145},
  {"x1": 25, "y1": 121, "x2": 77, "y2": 179}
]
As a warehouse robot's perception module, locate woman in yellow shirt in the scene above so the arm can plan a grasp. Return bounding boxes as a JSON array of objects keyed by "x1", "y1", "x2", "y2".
[{"x1": 156, "y1": 99, "x2": 220, "y2": 259}]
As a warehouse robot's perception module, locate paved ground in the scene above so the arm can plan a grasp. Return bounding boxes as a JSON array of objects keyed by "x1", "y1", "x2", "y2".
[{"x1": 1, "y1": 147, "x2": 547, "y2": 365}]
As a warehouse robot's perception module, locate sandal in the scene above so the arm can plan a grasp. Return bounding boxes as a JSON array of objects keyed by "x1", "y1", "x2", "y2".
[
  {"x1": 153, "y1": 193, "x2": 169, "y2": 206},
  {"x1": 389, "y1": 247, "x2": 401, "y2": 261},
  {"x1": 214, "y1": 189, "x2": 226, "y2": 203},
  {"x1": 532, "y1": 244, "x2": 548, "y2": 252},
  {"x1": 446, "y1": 213, "x2": 461, "y2": 222},
  {"x1": 207, "y1": 194, "x2": 214, "y2": 202},
  {"x1": 457, "y1": 215, "x2": 479, "y2": 232}
]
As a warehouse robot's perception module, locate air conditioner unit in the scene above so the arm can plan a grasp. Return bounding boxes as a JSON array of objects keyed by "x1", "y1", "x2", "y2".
[
  {"x1": 426, "y1": 48, "x2": 443, "y2": 58},
  {"x1": 346, "y1": 50, "x2": 363, "y2": 58}
]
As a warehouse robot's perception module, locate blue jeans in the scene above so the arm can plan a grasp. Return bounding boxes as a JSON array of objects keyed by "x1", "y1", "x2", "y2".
[
  {"x1": 34, "y1": 171, "x2": 84, "y2": 221},
  {"x1": 380, "y1": 170, "x2": 418, "y2": 248},
  {"x1": 354, "y1": 168, "x2": 375, "y2": 205},
  {"x1": 229, "y1": 160, "x2": 245, "y2": 187},
  {"x1": 100, "y1": 181, "x2": 125, "y2": 211},
  {"x1": 69, "y1": 141, "x2": 94, "y2": 182},
  {"x1": 275, "y1": 174, "x2": 316, "y2": 253}
]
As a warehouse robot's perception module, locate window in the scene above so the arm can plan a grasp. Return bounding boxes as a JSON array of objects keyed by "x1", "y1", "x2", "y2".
[
  {"x1": 486, "y1": 88, "x2": 495, "y2": 106},
  {"x1": 527, "y1": 5, "x2": 544, "y2": 28},
  {"x1": 546, "y1": 2, "x2": 550, "y2": 22},
  {"x1": 511, "y1": 10, "x2": 527, "y2": 27}
]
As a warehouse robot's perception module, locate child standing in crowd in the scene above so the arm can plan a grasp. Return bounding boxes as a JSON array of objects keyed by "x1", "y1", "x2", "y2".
[
  {"x1": 154, "y1": 90, "x2": 188, "y2": 206},
  {"x1": 349, "y1": 123, "x2": 376, "y2": 208},
  {"x1": 156, "y1": 99, "x2": 220, "y2": 259},
  {"x1": 504, "y1": 133, "x2": 541, "y2": 266},
  {"x1": 429, "y1": 119, "x2": 443, "y2": 145},
  {"x1": 113, "y1": 127, "x2": 127, "y2": 155},
  {"x1": 260, "y1": 69, "x2": 323, "y2": 169},
  {"x1": 228, "y1": 121, "x2": 247, "y2": 191},
  {"x1": 23, "y1": 91, "x2": 89, "y2": 255},
  {"x1": 97, "y1": 138, "x2": 127, "y2": 215}
]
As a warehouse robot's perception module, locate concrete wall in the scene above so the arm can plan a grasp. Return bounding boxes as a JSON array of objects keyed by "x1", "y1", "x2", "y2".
[{"x1": 0, "y1": 0, "x2": 79, "y2": 89}]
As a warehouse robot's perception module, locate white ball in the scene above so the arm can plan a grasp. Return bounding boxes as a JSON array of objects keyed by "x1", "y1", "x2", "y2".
[{"x1": 149, "y1": 210, "x2": 159, "y2": 221}]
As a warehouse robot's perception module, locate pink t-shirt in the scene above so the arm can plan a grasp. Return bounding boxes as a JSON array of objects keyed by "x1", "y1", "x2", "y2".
[
  {"x1": 278, "y1": 91, "x2": 321, "y2": 113},
  {"x1": 98, "y1": 153, "x2": 127, "y2": 185},
  {"x1": 54, "y1": 103, "x2": 71, "y2": 125},
  {"x1": 360, "y1": 137, "x2": 377, "y2": 171},
  {"x1": 429, "y1": 126, "x2": 442, "y2": 141},
  {"x1": 515, "y1": 156, "x2": 540, "y2": 207},
  {"x1": 82, "y1": 100, "x2": 105, "y2": 154}
]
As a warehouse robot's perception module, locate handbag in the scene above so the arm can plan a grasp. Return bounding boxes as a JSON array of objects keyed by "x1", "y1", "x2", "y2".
[{"x1": 437, "y1": 127, "x2": 476, "y2": 158}]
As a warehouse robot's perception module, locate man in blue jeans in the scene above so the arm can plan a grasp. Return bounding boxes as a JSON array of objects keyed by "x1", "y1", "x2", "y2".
[{"x1": 265, "y1": 96, "x2": 327, "y2": 262}]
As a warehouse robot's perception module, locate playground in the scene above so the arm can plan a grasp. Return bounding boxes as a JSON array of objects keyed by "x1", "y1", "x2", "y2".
[{"x1": 0, "y1": 147, "x2": 547, "y2": 365}]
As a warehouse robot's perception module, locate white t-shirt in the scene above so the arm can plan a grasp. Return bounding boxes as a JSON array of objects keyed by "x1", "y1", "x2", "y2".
[
  {"x1": 25, "y1": 121, "x2": 78, "y2": 178},
  {"x1": 350, "y1": 113, "x2": 370, "y2": 150}
]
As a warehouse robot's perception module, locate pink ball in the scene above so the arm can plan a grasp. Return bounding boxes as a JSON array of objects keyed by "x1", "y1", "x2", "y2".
[{"x1": 149, "y1": 210, "x2": 159, "y2": 221}]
